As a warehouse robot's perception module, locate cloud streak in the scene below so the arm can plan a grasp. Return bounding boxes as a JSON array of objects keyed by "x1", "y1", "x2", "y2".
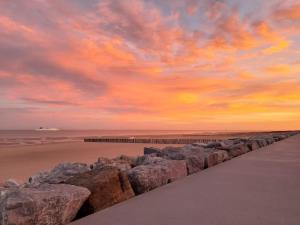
[{"x1": 0, "y1": 0, "x2": 299, "y2": 130}]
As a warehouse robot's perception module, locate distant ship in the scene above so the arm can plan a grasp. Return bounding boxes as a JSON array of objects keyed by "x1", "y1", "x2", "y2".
[{"x1": 35, "y1": 127, "x2": 60, "y2": 131}]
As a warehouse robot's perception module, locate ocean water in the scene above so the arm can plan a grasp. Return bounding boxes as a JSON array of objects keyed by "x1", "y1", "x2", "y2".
[{"x1": 0, "y1": 130, "x2": 226, "y2": 147}]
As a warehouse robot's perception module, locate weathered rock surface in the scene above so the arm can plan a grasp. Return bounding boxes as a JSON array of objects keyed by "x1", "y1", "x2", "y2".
[
  {"x1": 0, "y1": 184, "x2": 90, "y2": 225},
  {"x1": 92, "y1": 156, "x2": 133, "y2": 171},
  {"x1": 127, "y1": 156, "x2": 187, "y2": 195},
  {"x1": 250, "y1": 138, "x2": 268, "y2": 148},
  {"x1": 63, "y1": 166, "x2": 135, "y2": 216},
  {"x1": 272, "y1": 134, "x2": 286, "y2": 142},
  {"x1": 219, "y1": 139, "x2": 238, "y2": 148},
  {"x1": 265, "y1": 137, "x2": 275, "y2": 145},
  {"x1": 217, "y1": 143, "x2": 250, "y2": 158},
  {"x1": 144, "y1": 147, "x2": 162, "y2": 155},
  {"x1": 28, "y1": 163, "x2": 90, "y2": 185},
  {"x1": 214, "y1": 150, "x2": 229, "y2": 163},
  {"x1": 255, "y1": 136, "x2": 275, "y2": 145},
  {"x1": 191, "y1": 143, "x2": 207, "y2": 148},
  {"x1": 2, "y1": 180, "x2": 19, "y2": 188},
  {"x1": 114, "y1": 155, "x2": 136, "y2": 166},
  {"x1": 134, "y1": 155, "x2": 163, "y2": 166},
  {"x1": 203, "y1": 151, "x2": 218, "y2": 168},
  {"x1": 203, "y1": 149, "x2": 229, "y2": 168},
  {"x1": 246, "y1": 140, "x2": 260, "y2": 151},
  {"x1": 204, "y1": 142, "x2": 222, "y2": 148},
  {"x1": 159, "y1": 146, "x2": 206, "y2": 174}
]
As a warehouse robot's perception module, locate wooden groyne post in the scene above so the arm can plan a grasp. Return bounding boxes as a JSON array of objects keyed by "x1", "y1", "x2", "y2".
[{"x1": 84, "y1": 137, "x2": 221, "y2": 144}]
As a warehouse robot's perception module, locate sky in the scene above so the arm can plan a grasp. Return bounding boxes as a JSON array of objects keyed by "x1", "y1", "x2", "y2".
[{"x1": 0, "y1": 0, "x2": 299, "y2": 130}]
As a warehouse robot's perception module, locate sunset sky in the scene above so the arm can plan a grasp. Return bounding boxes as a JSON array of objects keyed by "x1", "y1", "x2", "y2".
[{"x1": 0, "y1": 0, "x2": 299, "y2": 130}]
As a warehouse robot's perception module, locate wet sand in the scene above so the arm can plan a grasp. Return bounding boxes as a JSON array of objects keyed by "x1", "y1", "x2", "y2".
[{"x1": 0, "y1": 141, "x2": 181, "y2": 183}]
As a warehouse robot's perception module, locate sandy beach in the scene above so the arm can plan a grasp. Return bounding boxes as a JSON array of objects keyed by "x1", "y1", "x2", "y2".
[
  {"x1": 0, "y1": 141, "x2": 182, "y2": 183},
  {"x1": 0, "y1": 131, "x2": 280, "y2": 183}
]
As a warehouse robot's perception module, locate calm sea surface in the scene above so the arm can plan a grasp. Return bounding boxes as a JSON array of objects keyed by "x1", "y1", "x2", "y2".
[{"x1": 0, "y1": 130, "x2": 230, "y2": 147}]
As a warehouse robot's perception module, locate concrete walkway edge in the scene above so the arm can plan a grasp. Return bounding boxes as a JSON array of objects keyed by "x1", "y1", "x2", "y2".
[{"x1": 71, "y1": 134, "x2": 300, "y2": 225}]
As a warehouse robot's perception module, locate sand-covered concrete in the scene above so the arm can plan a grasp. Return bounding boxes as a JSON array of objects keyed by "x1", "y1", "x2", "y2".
[{"x1": 71, "y1": 134, "x2": 300, "y2": 225}]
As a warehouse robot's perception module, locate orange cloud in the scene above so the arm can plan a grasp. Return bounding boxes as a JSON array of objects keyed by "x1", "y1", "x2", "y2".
[
  {"x1": 264, "y1": 63, "x2": 300, "y2": 75},
  {"x1": 0, "y1": 0, "x2": 299, "y2": 130},
  {"x1": 273, "y1": 3, "x2": 300, "y2": 20},
  {"x1": 254, "y1": 21, "x2": 290, "y2": 54}
]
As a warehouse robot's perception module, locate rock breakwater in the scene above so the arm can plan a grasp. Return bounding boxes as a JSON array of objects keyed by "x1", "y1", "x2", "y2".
[{"x1": 0, "y1": 131, "x2": 299, "y2": 225}]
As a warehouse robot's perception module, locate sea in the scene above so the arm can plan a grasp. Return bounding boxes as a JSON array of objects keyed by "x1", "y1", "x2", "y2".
[{"x1": 0, "y1": 130, "x2": 228, "y2": 147}]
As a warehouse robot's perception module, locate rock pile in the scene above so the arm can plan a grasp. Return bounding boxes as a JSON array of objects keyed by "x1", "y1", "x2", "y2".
[
  {"x1": 63, "y1": 166, "x2": 135, "y2": 217},
  {"x1": 128, "y1": 155, "x2": 187, "y2": 194},
  {"x1": 0, "y1": 184, "x2": 90, "y2": 225},
  {"x1": 0, "y1": 131, "x2": 298, "y2": 225}
]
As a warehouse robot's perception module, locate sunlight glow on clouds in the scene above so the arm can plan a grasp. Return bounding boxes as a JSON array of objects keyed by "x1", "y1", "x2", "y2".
[{"x1": 0, "y1": 0, "x2": 299, "y2": 130}]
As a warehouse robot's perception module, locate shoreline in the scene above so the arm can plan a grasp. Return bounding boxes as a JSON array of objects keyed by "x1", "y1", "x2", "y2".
[
  {"x1": 0, "y1": 142, "x2": 182, "y2": 183},
  {"x1": 1, "y1": 131, "x2": 299, "y2": 225},
  {"x1": 0, "y1": 130, "x2": 290, "y2": 148},
  {"x1": 0, "y1": 140, "x2": 83, "y2": 149},
  {"x1": 0, "y1": 131, "x2": 293, "y2": 183}
]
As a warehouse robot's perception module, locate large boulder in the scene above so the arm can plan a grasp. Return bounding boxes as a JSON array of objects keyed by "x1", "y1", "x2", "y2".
[
  {"x1": 255, "y1": 136, "x2": 275, "y2": 145},
  {"x1": 246, "y1": 140, "x2": 260, "y2": 151},
  {"x1": 265, "y1": 137, "x2": 275, "y2": 145},
  {"x1": 0, "y1": 184, "x2": 90, "y2": 225},
  {"x1": 144, "y1": 147, "x2": 162, "y2": 155},
  {"x1": 28, "y1": 163, "x2": 90, "y2": 185},
  {"x1": 114, "y1": 155, "x2": 136, "y2": 166},
  {"x1": 203, "y1": 142, "x2": 222, "y2": 148},
  {"x1": 272, "y1": 134, "x2": 285, "y2": 142},
  {"x1": 158, "y1": 146, "x2": 205, "y2": 174},
  {"x1": 219, "y1": 139, "x2": 241, "y2": 149},
  {"x1": 260, "y1": 138, "x2": 269, "y2": 146},
  {"x1": 1, "y1": 180, "x2": 19, "y2": 188},
  {"x1": 204, "y1": 150, "x2": 219, "y2": 168},
  {"x1": 91, "y1": 156, "x2": 133, "y2": 171},
  {"x1": 134, "y1": 155, "x2": 163, "y2": 166},
  {"x1": 191, "y1": 143, "x2": 207, "y2": 148},
  {"x1": 161, "y1": 146, "x2": 183, "y2": 152},
  {"x1": 63, "y1": 166, "x2": 135, "y2": 216},
  {"x1": 127, "y1": 156, "x2": 187, "y2": 195},
  {"x1": 217, "y1": 143, "x2": 250, "y2": 158},
  {"x1": 214, "y1": 150, "x2": 230, "y2": 163},
  {"x1": 255, "y1": 135, "x2": 280, "y2": 146},
  {"x1": 250, "y1": 138, "x2": 268, "y2": 148},
  {"x1": 202, "y1": 149, "x2": 229, "y2": 168}
]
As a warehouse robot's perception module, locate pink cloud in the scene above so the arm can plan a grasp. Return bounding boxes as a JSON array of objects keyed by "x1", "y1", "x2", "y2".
[{"x1": 0, "y1": 0, "x2": 299, "y2": 129}]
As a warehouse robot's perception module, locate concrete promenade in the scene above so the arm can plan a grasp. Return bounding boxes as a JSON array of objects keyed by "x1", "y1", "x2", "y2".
[{"x1": 71, "y1": 134, "x2": 300, "y2": 225}]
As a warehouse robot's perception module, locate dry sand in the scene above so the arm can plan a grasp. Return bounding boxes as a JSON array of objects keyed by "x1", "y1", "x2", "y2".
[
  {"x1": 0, "y1": 131, "x2": 279, "y2": 183},
  {"x1": 0, "y1": 141, "x2": 181, "y2": 183}
]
